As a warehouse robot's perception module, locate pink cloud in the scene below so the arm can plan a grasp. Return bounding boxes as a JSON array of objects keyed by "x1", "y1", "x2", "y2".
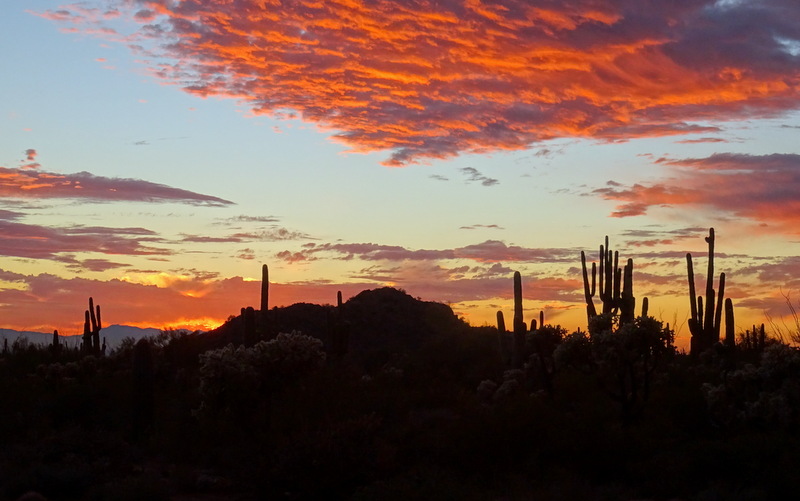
[
  {"x1": 38, "y1": 0, "x2": 800, "y2": 165},
  {"x1": 0, "y1": 166, "x2": 232, "y2": 206},
  {"x1": 594, "y1": 153, "x2": 800, "y2": 233},
  {"x1": 0, "y1": 220, "x2": 169, "y2": 259},
  {"x1": 277, "y1": 240, "x2": 574, "y2": 264}
]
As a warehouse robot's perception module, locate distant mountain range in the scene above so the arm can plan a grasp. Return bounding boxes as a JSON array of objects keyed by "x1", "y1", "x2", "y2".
[{"x1": 0, "y1": 325, "x2": 163, "y2": 351}]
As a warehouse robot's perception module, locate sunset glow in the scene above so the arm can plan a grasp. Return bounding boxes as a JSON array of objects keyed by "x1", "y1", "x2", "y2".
[{"x1": 2, "y1": 1, "x2": 800, "y2": 348}]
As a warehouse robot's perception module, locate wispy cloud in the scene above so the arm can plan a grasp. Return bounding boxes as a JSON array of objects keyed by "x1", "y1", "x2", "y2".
[
  {"x1": 460, "y1": 224, "x2": 504, "y2": 230},
  {"x1": 459, "y1": 167, "x2": 499, "y2": 186},
  {"x1": 619, "y1": 226, "x2": 708, "y2": 247},
  {"x1": 593, "y1": 153, "x2": 800, "y2": 232},
  {"x1": 0, "y1": 166, "x2": 233, "y2": 206},
  {"x1": 37, "y1": 1, "x2": 800, "y2": 165},
  {"x1": 55, "y1": 256, "x2": 131, "y2": 272},
  {"x1": 673, "y1": 137, "x2": 730, "y2": 144},
  {"x1": 214, "y1": 215, "x2": 281, "y2": 225},
  {"x1": 276, "y1": 240, "x2": 575, "y2": 264},
  {"x1": 0, "y1": 220, "x2": 169, "y2": 259},
  {"x1": 180, "y1": 227, "x2": 311, "y2": 243}
]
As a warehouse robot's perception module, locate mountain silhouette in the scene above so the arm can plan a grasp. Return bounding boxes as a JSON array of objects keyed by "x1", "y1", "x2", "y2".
[{"x1": 207, "y1": 287, "x2": 466, "y2": 359}]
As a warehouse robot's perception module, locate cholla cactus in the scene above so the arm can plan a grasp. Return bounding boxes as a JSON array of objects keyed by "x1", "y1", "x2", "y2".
[
  {"x1": 251, "y1": 331, "x2": 327, "y2": 377},
  {"x1": 704, "y1": 343, "x2": 800, "y2": 428},
  {"x1": 196, "y1": 331, "x2": 327, "y2": 419},
  {"x1": 196, "y1": 344, "x2": 261, "y2": 420}
]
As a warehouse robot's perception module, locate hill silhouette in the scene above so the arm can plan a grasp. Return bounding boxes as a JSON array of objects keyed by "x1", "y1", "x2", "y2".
[
  {"x1": 206, "y1": 287, "x2": 467, "y2": 359},
  {"x1": 342, "y1": 287, "x2": 466, "y2": 352}
]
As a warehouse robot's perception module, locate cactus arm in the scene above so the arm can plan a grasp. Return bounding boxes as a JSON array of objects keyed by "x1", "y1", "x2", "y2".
[
  {"x1": 581, "y1": 251, "x2": 598, "y2": 318},
  {"x1": 724, "y1": 298, "x2": 735, "y2": 348},
  {"x1": 713, "y1": 272, "x2": 726, "y2": 342}
]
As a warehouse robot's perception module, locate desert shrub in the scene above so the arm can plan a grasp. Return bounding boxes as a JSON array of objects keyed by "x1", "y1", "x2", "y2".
[{"x1": 704, "y1": 343, "x2": 800, "y2": 428}]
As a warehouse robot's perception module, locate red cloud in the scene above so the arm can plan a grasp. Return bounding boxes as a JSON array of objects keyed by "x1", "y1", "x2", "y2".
[
  {"x1": 39, "y1": 0, "x2": 800, "y2": 165},
  {"x1": 594, "y1": 153, "x2": 800, "y2": 232},
  {"x1": 0, "y1": 166, "x2": 232, "y2": 206}
]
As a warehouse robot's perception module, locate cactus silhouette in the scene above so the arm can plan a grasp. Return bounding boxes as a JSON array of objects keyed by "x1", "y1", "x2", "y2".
[
  {"x1": 724, "y1": 298, "x2": 735, "y2": 348},
  {"x1": 581, "y1": 236, "x2": 637, "y2": 327},
  {"x1": 81, "y1": 297, "x2": 102, "y2": 354},
  {"x1": 261, "y1": 263, "x2": 269, "y2": 313},
  {"x1": 512, "y1": 271, "x2": 528, "y2": 369},
  {"x1": 329, "y1": 290, "x2": 350, "y2": 359},
  {"x1": 686, "y1": 228, "x2": 731, "y2": 354}
]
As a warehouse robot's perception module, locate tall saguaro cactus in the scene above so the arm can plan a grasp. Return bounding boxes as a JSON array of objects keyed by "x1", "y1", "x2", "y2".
[
  {"x1": 724, "y1": 298, "x2": 735, "y2": 348},
  {"x1": 260, "y1": 263, "x2": 273, "y2": 338},
  {"x1": 51, "y1": 329, "x2": 60, "y2": 354},
  {"x1": 90, "y1": 297, "x2": 101, "y2": 354},
  {"x1": 330, "y1": 290, "x2": 350, "y2": 359},
  {"x1": 512, "y1": 271, "x2": 527, "y2": 369},
  {"x1": 261, "y1": 264, "x2": 269, "y2": 312},
  {"x1": 687, "y1": 228, "x2": 729, "y2": 354},
  {"x1": 496, "y1": 310, "x2": 511, "y2": 366},
  {"x1": 581, "y1": 236, "x2": 636, "y2": 327},
  {"x1": 82, "y1": 297, "x2": 102, "y2": 354}
]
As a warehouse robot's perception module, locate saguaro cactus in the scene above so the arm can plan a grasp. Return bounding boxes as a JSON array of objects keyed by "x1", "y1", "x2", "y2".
[
  {"x1": 330, "y1": 290, "x2": 350, "y2": 359},
  {"x1": 260, "y1": 264, "x2": 273, "y2": 338},
  {"x1": 581, "y1": 236, "x2": 636, "y2": 326},
  {"x1": 687, "y1": 228, "x2": 729, "y2": 354},
  {"x1": 81, "y1": 297, "x2": 102, "y2": 354},
  {"x1": 512, "y1": 271, "x2": 528, "y2": 369},
  {"x1": 90, "y1": 297, "x2": 101, "y2": 354},
  {"x1": 496, "y1": 311, "x2": 506, "y2": 333},
  {"x1": 497, "y1": 310, "x2": 511, "y2": 366},
  {"x1": 241, "y1": 306, "x2": 257, "y2": 346},
  {"x1": 724, "y1": 298, "x2": 735, "y2": 348},
  {"x1": 261, "y1": 264, "x2": 269, "y2": 313}
]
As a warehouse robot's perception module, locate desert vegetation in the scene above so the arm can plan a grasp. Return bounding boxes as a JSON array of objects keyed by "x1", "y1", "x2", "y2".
[{"x1": 1, "y1": 229, "x2": 798, "y2": 500}]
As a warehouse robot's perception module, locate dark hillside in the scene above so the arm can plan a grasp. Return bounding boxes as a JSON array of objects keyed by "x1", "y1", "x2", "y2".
[
  {"x1": 342, "y1": 287, "x2": 467, "y2": 353},
  {"x1": 205, "y1": 287, "x2": 467, "y2": 360}
]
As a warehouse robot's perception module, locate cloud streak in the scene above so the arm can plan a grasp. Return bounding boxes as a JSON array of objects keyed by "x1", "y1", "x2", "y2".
[
  {"x1": 0, "y1": 166, "x2": 233, "y2": 206},
  {"x1": 38, "y1": 0, "x2": 800, "y2": 165},
  {"x1": 459, "y1": 167, "x2": 499, "y2": 186},
  {"x1": 594, "y1": 153, "x2": 800, "y2": 232},
  {"x1": 276, "y1": 240, "x2": 575, "y2": 264},
  {"x1": 0, "y1": 220, "x2": 169, "y2": 259}
]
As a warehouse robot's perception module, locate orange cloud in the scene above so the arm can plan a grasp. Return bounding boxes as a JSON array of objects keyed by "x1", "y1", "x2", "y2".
[
  {"x1": 39, "y1": 0, "x2": 800, "y2": 165},
  {"x1": 0, "y1": 268, "x2": 374, "y2": 332}
]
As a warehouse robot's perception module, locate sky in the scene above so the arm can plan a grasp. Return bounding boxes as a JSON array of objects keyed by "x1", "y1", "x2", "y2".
[{"x1": 2, "y1": 0, "x2": 800, "y2": 348}]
